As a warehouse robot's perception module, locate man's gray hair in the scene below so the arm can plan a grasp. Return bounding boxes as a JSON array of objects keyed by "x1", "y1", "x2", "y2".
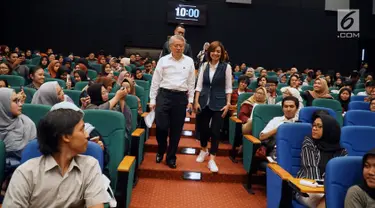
[{"x1": 168, "y1": 35, "x2": 186, "y2": 46}]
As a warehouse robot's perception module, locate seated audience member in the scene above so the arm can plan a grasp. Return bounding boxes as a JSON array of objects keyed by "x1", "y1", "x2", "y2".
[
  {"x1": 277, "y1": 87, "x2": 304, "y2": 117},
  {"x1": 370, "y1": 98, "x2": 375, "y2": 112},
  {"x1": 144, "y1": 60, "x2": 153, "y2": 75},
  {"x1": 358, "y1": 81, "x2": 375, "y2": 96},
  {"x1": 7, "y1": 51, "x2": 29, "y2": 79},
  {"x1": 56, "y1": 66, "x2": 72, "y2": 89},
  {"x1": 121, "y1": 77, "x2": 143, "y2": 115},
  {"x1": 335, "y1": 72, "x2": 341, "y2": 81},
  {"x1": 282, "y1": 74, "x2": 302, "y2": 92},
  {"x1": 295, "y1": 114, "x2": 347, "y2": 208},
  {"x1": 279, "y1": 73, "x2": 287, "y2": 84},
  {"x1": 334, "y1": 77, "x2": 343, "y2": 89},
  {"x1": 325, "y1": 74, "x2": 333, "y2": 87},
  {"x1": 290, "y1": 67, "x2": 298, "y2": 75},
  {"x1": 63, "y1": 57, "x2": 72, "y2": 72},
  {"x1": 345, "y1": 148, "x2": 375, "y2": 207},
  {"x1": 39, "y1": 56, "x2": 49, "y2": 69},
  {"x1": 257, "y1": 76, "x2": 267, "y2": 88},
  {"x1": 116, "y1": 71, "x2": 132, "y2": 87},
  {"x1": 259, "y1": 96, "x2": 299, "y2": 159},
  {"x1": 48, "y1": 53, "x2": 55, "y2": 62},
  {"x1": 315, "y1": 69, "x2": 322, "y2": 78},
  {"x1": 98, "y1": 55, "x2": 107, "y2": 65},
  {"x1": 2, "y1": 106, "x2": 108, "y2": 207},
  {"x1": 303, "y1": 71, "x2": 314, "y2": 86},
  {"x1": 87, "y1": 53, "x2": 97, "y2": 62},
  {"x1": 76, "y1": 63, "x2": 88, "y2": 75},
  {"x1": 259, "y1": 68, "x2": 267, "y2": 77},
  {"x1": 267, "y1": 78, "x2": 278, "y2": 104},
  {"x1": 133, "y1": 68, "x2": 146, "y2": 81},
  {"x1": 31, "y1": 82, "x2": 67, "y2": 105},
  {"x1": 57, "y1": 54, "x2": 64, "y2": 64},
  {"x1": 365, "y1": 74, "x2": 373, "y2": 83},
  {"x1": 47, "y1": 60, "x2": 60, "y2": 78},
  {"x1": 244, "y1": 67, "x2": 257, "y2": 83},
  {"x1": 73, "y1": 70, "x2": 89, "y2": 83},
  {"x1": 239, "y1": 87, "x2": 267, "y2": 135},
  {"x1": 302, "y1": 78, "x2": 333, "y2": 106},
  {"x1": 230, "y1": 75, "x2": 251, "y2": 107},
  {"x1": 0, "y1": 79, "x2": 9, "y2": 88},
  {"x1": 0, "y1": 88, "x2": 36, "y2": 164},
  {"x1": 25, "y1": 50, "x2": 32, "y2": 59},
  {"x1": 100, "y1": 63, "x2": 114, "y2": 78},
  {"x1": 109, "y1": 57, "x2": 122, "y2": 72},
  {"x1": 27, "y1": 66, "x2": 45, "y2": 90},
  {"x1": 338, "y1": 88, "x2": 351, "y2": 113},
  {"x1": 120, "y1": 57, "x2": 131, "y2": 68},
  {"x1": 0, "y1": 62, "x2": 12, "y2": 75}
]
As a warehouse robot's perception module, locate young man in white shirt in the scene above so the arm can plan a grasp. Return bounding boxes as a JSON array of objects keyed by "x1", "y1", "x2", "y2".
[
  {"x1": 259, "y1": 96, "x2": 299, "y2": 157},
  {"x1": 357, "y1": 81, "x2": 375, "y2": 96},
  {"x1": 150, "y1": 35, "x2": 195, "y2": 169}
]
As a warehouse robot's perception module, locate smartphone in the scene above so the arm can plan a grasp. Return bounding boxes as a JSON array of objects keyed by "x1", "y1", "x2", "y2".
[
  {"x1": 66, "y1": 74, "x2": 70, "y2": 83},
  {"x1": 90, "y1": 136, "x2": 100, "y2": 143},
  {"x1": 81, "y1": 90, "x2": 88, "y2": 98}
]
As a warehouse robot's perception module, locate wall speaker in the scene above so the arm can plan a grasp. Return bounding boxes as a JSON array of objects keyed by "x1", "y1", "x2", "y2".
[{"x1": 325, "y1": 0, "x2": 350, "y2": 11}]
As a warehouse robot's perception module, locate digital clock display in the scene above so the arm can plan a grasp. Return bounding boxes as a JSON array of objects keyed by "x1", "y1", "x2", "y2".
[{"x1": 167, "y1": 2, "x2": 207, "y2": 26}]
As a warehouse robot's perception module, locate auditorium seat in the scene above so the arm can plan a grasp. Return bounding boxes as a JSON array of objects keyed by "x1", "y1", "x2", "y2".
[
  {"x1": 63, "y1": 89, "x2": 82, "y2": 106},
  {"x1": 298, "y1": 106, "x2": 336, "y2": 123},
  {"x1": 22, "y1": 104, "x2": 51, "y2": 126},
  {"x1": 87, "y1": 69, "x2": 98, "y2": 80},
  {"x1": 229, "y1": 92, "x2": 252, "y2": 147},
  {"x1": 142, "y1": 73, "x2": 152, "y2": 81},
  {"x1": 344, "y1": 110, "x2": 375, "y2": 127},
  {"x1": 45, "y1": 77, "x2": 66, "y2": 88},
  {"x1": 350, "y1": 95, "x2": 367, "y2": 102},
  {"x1": 0, "y1": 75, "x2": 25, "y2": 86},
  {"x1": 325, "y1": 156, "x2": 362, "y2": 208},
  {"x1": 312, "y1": 99, "x2": 343, "y2": 126},
  {"x1": 301, "y1": 85, "x2": 313, "y2": 91},
  {"x1": 348, "y1": 101, "x2": 370, "y2": 111},
  {"x1": 134, "y1": 80, "x2": 150, "y2": 103},
  {"x1": 74, "y1": 81, "x2": 89, "y2": 91},
  {"x1": 266, "y1": 123, "x2": 311, "y2": 208},
  {"x1": 341, "y1": 126, "x2": 375, "y2": 156}
]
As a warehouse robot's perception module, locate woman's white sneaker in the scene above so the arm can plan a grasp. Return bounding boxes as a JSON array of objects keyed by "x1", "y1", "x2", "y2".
[
  {"x1": 208, "y1": 160, "x2": 219, "y2": 172},
  {"x1": 196, "y1": 150, "x2": 209, "y2": 163}
]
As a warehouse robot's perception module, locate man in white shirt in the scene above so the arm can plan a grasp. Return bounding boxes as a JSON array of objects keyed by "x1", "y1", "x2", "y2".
[
  {"x1": 357, "y1": 81, "x2": 375, "y2": 96},
  {"x1": 150, "y1": 35, "x2": 195, "y2": 168},
  {"x1": 259, "y1": 96, "x2": 299, "y2": 157}
]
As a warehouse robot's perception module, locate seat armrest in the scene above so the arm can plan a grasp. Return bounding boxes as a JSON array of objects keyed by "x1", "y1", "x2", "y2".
[
  {"x1": 141, "y1": 112, "x2": 149, "y2": 118},
  {"x1": 244, "y1": 134, "x2": 261, "y2": 144},
  {"x1": 288, "y1": 178, "x2": 324, "y2": 194},
  {"x1": 230, "y1": 116, "x2": 242, "y2": 124},
  {"x1": 118, "y1": 156, "x2": 136, "y2": 172},
  {"x1": 132, "y1": 128, "x2": 145, "y2": 137},
  {"x1": 267, "y1": 163, "x2": 292, "y2": 180}
]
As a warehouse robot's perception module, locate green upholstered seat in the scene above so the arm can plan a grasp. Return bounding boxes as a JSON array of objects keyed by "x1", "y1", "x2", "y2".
[
  {"x1": 22, "y1": 104, "x2": 51, "y2": 126},
  {"x1": 0, "y1": 75, "x2": 25, "y2": 86}
]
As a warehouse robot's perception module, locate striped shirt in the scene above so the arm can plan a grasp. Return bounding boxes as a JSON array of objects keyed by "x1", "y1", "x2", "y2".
[{"x1": 296, "y1": 136, "x2": 347, "y2": 180}]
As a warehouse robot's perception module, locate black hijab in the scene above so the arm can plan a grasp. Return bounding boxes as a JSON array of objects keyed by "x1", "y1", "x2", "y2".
[
  {"x1": 55, "y1": 66, "x2": 70, "y2": 80},
  {"x1": 313, "y1": 114, "x2": 343, "y2": 176},
  {"x1": 87, "y1": 83, "x2": 105, "y2": 106},
  {"x1": 338, "y1": 88, "x2": 352, "y2": 112},
  {"x1": 75, "y1": 70, "x2": 88, "y2": 82},
  {"x1": 359, "y1": 148, "x2": 375, "y2": 200}
]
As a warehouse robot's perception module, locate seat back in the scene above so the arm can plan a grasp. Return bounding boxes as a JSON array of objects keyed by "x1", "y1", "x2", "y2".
[
  {"x1": 22, "y1": 104, "x2": 51, "y2": 126},
  {"x1": 31, "y1": 56, "x2": 41, "y2": 65},
  {"x1": 142, "y1": 74, "x2": 152, "y2": 81},
  {"x1": 89, "y1": 63, "x2": 102, "y2": 74},
  {"x1": 298, "y1": 106, "x2": 336, "y2": 123},
  {"x1": 355, "y1": 83, "x2": 365, "y2": 89},
  {"x1": 353, "y1": 88, "x2": 365, "y2": 95},
  {"x1": 325, "y1": 156, "x2": 363, "y2": 208},
  {"x1": 126, "y1": 95, "x2": 139, "y2": 132},
  {"x1": 83, "y1": 110, "x2": 126, "y2": 191},
  {"x1": 63, "y1": 90, "x2": 82, "y2": 106},
  {"x1": 21, "y1": 140, "x2": 104, "y2": 170},
  {"x1": 236, "y1": 92, "x2": 253, "y2": 115},
  {"x1": 348, "y1": 101, "x2": 370, "y2": 111},
  {"x1": 312, "y1": 99, "x2": 343, "y2": 126},
  {"x1": 0, "y1": 141, "x2": 6, "y2": 187},
  {"x1": 351, "y1": 95, "x2": 367, "y2": 102},
  {"x1": 11, "y1": 86, "x2": 36, "y2": 103},
  {"x1": 74, "y1": 81, "x2": 89, "y2": 91},
  {"x1": 248, "y1": 81, "x2": 258, "y2": 91},
  {"x1": 277, "y1": 83, "x2": 288, "y2": 90},
  {"x1": 0, "y1": 75, "x2": 25, "y2": 86},
  {"x1": 341, "y1": 126, "x2": 375, "y2": 156},
  {"x1": 135, "y1": 80, "x2": 150, "y2": 102},
  {"x1": 252, "y1": 104, "x2": 283, "y2": 138},
  {"x1": 301, "y1": 85, "x2": 313, "y2": 91},
  {"x1": 277, "y1": 123, "x2": 312, "y2": 176},
  {"x1": 135, "y1": 85, "x2": 146, "y2": 112},
  {"x1": 45, "y1": 78, "x2": 66, "y2": 88},
  {"x1": 87, "y1": 69, "x2": 98, "y2": 80},
  {"x1": 344, "y1": 110, "x2": 375, "y2": 127}
]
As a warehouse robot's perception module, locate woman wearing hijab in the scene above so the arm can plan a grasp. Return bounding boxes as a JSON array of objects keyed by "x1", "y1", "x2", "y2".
[
  {"x1": 279, "y1": 73, "x2": 287, "y2": 84},
  {"x1": 239, "y1": 87, "x2": 268, "y2": 135},
  {"x1": 31, "y1": 82, "x2": 67, "y2": 105},
  {"x1": 0, "y1": 88, "x2": 36, "y2": 161},
  {"x1": 296, "y1": 114, "x2": 347, "y2": 208},
  {"x1": 338, "y1": 88, "x2": 352, "y2": 113},
  {"x1": 302, "y1": 78, "x2": 333, "y2": 106},
  {"x1": 96, "y1": 76, "x2": 115, "y2": 93},
  {"x1": 345, "y1": 148, "x2": 375, "y2": 207},
  {"x1": 116, "y1": 71, "x2": 131, "y2": 86},
  {"x1": 39, "y1": 56, "x2": 49, "y2": 70},
  {"x1": 244, "y1": 67, "x2": 257, "y2": 83},
  {"x1": 73, "y1": 70, "x2": 88, "y2": 83}
]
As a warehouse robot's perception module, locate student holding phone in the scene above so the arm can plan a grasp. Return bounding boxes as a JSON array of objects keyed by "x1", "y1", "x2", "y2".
[{"x1": 194, "y1": 41, "x2": 232, "y2": 172}]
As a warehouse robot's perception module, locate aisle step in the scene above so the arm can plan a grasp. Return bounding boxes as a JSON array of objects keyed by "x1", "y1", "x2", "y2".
[
  {"x1": 145, "y1": 136, "x2": 232, "y2": 156},
  {"x1": 138, "y1": 153, "x2": 247, "y2": 183},
  {"x1": 149, "y1": 123, "x2": 196, "y2": 137}
]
